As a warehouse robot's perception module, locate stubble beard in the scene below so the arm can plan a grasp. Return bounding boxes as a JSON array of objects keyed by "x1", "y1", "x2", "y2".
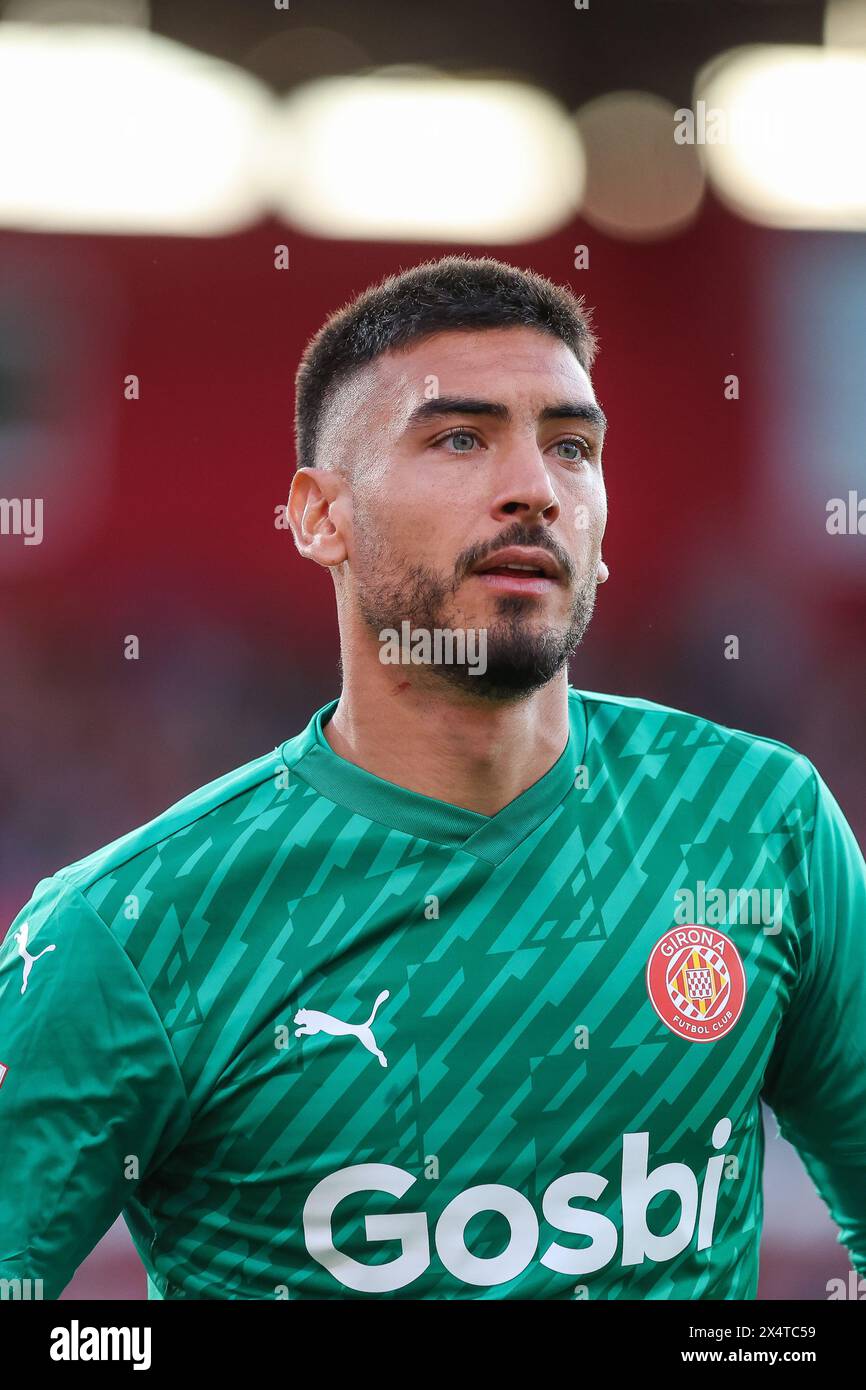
[{"x1": 352, "y1": 531, "x2": 599, "y2": 703}]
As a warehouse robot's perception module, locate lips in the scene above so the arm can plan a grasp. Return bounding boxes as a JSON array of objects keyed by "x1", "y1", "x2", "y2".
[{"x1": 471, "y1": 547, "x2": 562, "y2": 581}]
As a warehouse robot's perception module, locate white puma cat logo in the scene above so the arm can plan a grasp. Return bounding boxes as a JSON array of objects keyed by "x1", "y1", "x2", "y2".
[
  {"x1": 294, "y1": 990, "x2": 390, "y2": 1068},
  {"x1": 13, "y1": 920, "x2": 56, "y2": 995}
]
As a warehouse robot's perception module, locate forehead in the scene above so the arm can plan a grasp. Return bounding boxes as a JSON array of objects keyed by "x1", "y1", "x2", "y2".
[{"x1": 358, "y1": 325, "x2": 597, "y2": 426}]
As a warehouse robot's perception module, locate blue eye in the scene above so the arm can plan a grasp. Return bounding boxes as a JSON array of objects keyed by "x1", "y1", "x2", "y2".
[
  {"x1": 555, "y1": 438, "x2": 588, "y2": 462},
  {"x1": 443, "y1": 431, "x2": 477, "y2": 453}
]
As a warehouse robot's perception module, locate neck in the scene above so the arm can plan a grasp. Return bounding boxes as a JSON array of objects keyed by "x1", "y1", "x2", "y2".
[{"x1": 323, "y1": 633, "x2": 571, "y2": 816}]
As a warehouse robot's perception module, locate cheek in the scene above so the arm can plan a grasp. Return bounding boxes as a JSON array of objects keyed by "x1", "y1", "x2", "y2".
[
  {"x1": 569, "y1": 494, "x2": 606, "y2": 543},
  {"x1": 352, "y1": 488, "x2": 445, "y2": 570},
  {"x1": 575, "y1": 474, "x2": 607, "y2": 539}
]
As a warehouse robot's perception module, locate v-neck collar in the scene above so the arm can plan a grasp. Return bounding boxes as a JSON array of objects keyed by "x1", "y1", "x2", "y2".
[{"x1": 280, "y1": 689, "x2": 587, "y2": 867}]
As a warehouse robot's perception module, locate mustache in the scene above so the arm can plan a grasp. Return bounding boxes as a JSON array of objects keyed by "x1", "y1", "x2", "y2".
[{"x1": 455, "y1": 522, "x2": 576, "y2": 585}]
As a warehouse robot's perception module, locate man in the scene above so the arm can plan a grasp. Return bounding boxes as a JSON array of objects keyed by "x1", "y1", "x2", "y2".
[{"x1": 1, "y1": 256, "x2": 864, "y2": 1300}]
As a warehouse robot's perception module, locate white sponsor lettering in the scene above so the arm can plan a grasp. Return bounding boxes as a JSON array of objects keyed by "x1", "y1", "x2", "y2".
[{"x1": 303, "y1": 1118, "x2": 733, "y2": 1292}]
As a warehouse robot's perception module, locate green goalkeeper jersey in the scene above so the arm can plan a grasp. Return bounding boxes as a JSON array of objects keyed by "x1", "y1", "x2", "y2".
[{"x1": 1, "y1": 688, "x2": 865, "y2": 1300}]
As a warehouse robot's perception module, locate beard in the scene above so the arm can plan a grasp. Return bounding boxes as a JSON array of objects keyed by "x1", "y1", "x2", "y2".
[{"x1": 352, "y1": 522, "x2": 600, "y2": 702}]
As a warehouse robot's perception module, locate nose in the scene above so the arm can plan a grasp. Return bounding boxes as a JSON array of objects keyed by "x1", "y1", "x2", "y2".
[{"x1": 489, "y1": 447, "x2": 560, "y2": 526}]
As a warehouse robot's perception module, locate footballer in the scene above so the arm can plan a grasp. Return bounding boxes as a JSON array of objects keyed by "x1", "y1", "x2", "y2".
[{"x1": 1, "y1": 256, "x2": 865, "y2": 1300}]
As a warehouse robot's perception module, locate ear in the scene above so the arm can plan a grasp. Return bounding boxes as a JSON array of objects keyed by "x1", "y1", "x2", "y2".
[{"x1": 287, "y1": 467, "x2": 349, "y2": 569}]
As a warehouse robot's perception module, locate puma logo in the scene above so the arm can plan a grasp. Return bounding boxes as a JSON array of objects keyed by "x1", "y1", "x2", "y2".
[
  {"x1": 294, "y1": 989, "x2": 390, "y2": 1068},
  {"x1": 13, "y1": 920, "x2": 56, "y2": 995}
]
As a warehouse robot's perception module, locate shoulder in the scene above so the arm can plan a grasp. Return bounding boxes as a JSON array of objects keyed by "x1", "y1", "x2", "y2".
[
  {"x1": 571, "y1": 686, "x2": 818, "y2": 804},
  {"x1": 54, "y1": 748, "x2": 287, "y2": 901}
]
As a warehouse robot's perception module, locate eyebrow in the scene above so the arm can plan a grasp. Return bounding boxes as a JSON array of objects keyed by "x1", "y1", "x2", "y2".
[{"x1": 405, "y1": 395, "x2": 608, "y2": 433}]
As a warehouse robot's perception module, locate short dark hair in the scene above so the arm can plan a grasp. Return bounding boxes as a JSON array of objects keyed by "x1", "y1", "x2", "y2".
[{"x1": 293, "y1": 254, "x2": 598, "y2": 471}]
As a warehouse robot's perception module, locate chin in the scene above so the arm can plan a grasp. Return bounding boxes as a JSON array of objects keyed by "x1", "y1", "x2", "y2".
[
  {"x1": 435, "y1": 661, "x2": 566, "y2": 703},
  {"x1": 428, "y1": 622, "x2": 581, "y2": 703}
]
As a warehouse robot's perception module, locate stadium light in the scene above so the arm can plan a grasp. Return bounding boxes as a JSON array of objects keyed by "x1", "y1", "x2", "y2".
[
  {"x1": 695, "y1": 45, "x2": 866, "y2": 230},
  {"x1": 575, "y1": 91, "x2": 705, "y2": 240},
  {"x1": 266, "y1": 73, "x2": 585, "y2": 243},
  {"x1": 0, "y1": 24, "x2": 271, "y2": 234},
  {"x1": 824, "y1": 0, "x2": 866, "y2": 48}
]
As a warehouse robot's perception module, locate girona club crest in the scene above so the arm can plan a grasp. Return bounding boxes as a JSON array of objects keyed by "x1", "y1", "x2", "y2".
[{"x1": 646, "y1": 925, "x2": 746, "y2": 1043}]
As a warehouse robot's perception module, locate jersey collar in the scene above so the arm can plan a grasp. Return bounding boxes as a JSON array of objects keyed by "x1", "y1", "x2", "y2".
[{"x1": 281, "y1": 690, "x2": 587, "y2": 866}]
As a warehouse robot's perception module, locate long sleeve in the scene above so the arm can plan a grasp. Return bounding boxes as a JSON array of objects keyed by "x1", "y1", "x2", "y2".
[
  {"x1": 0, "y1": 877, "x2": 191, "y2": 1298},
  {"x1": 762, "y1": 769, "x2": 866, "y2": 1274}
]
